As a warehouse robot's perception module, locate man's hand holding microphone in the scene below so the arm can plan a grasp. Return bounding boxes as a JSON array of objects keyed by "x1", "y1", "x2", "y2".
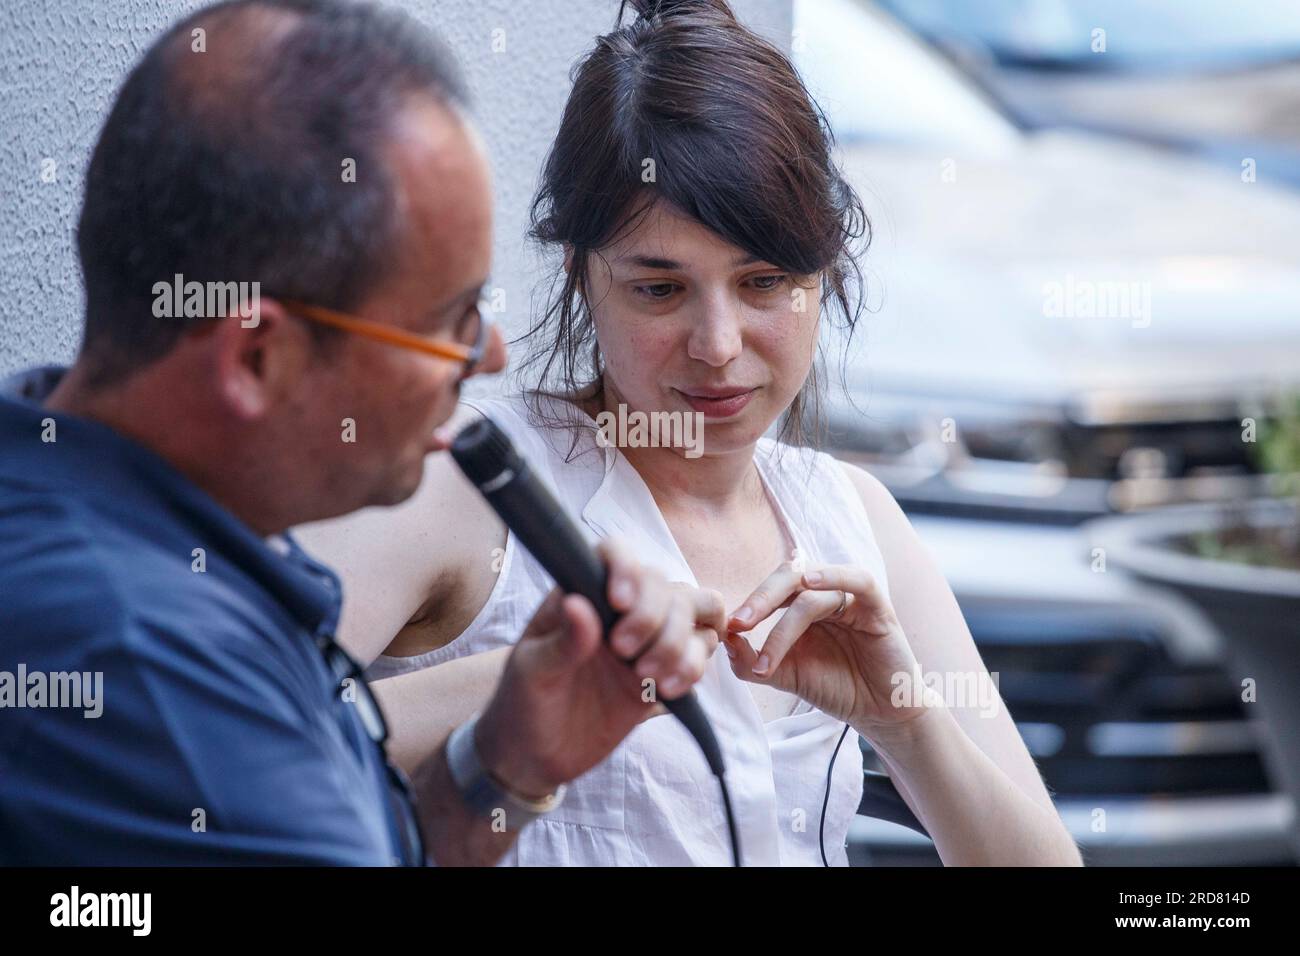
[{"x1": 414, "y1": 540, "x2": 720, "y2": 865}]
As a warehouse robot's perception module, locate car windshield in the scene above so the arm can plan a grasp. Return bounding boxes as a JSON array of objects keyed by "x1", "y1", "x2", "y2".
[
  {"x1": 878, "y1": 0, "x2": 1300, "y2": 72},
  {"x1": 793, "y1": 0, "x2": 1022, "y2": 149}
]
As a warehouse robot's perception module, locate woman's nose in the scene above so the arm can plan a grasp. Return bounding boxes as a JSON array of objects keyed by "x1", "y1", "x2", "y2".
[{"x1": 686, "y1": 296, "x2": 743, "y2": 367}]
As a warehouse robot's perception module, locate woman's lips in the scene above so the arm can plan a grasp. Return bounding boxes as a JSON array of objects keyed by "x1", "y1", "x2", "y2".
[{"x1": 675, "y1": 387, "x2": 757, "y2": 419}]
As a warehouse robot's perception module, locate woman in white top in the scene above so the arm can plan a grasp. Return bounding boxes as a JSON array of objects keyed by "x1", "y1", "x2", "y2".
[{"x1": 297, "y1": 0, "x2": 1080, "y2": 865}]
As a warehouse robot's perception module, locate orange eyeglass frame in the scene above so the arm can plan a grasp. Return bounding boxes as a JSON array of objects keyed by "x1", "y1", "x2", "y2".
[{"x1": 279, "y1": 298, "x2": 494, "y2": 373}]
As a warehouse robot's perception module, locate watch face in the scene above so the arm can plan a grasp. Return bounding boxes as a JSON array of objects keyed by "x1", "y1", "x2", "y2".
[{"x1": 518, "y1": 783, "x2": 568, "y2": 815}]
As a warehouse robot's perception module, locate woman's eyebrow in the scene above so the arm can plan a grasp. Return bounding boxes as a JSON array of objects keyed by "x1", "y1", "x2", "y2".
[
  {"x1": 615, "y1": 253, "x2": 768, "y2": 270},
  {"x1": 615, "y1": 254, "x2": 682, "y2": 270}
]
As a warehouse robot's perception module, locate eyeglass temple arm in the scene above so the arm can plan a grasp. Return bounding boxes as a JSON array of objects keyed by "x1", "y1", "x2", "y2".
[{"x1": 280, "y1": 299, "x2": 474, "y2": 363}]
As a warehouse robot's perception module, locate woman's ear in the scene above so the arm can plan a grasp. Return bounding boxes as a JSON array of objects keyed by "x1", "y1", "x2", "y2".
[{"x1": 563, "y1": 244, "x2": 575, "y2": 275}]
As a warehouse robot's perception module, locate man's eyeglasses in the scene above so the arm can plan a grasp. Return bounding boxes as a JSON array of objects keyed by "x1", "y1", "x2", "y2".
[
  {"x1": 317, "y1": 632, "x2": 428, "y2": 866},
  {"x1": 281, "y1": 298, "x2": 494, "y2": 376}
]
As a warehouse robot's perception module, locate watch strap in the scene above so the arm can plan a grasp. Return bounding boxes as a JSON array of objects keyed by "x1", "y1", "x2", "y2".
[{"x1": 446, "y1": 713, "x2": 566, "y2": 831}]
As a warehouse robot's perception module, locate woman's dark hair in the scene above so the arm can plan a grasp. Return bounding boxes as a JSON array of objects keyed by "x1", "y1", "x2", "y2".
[{"x1": 522, "y1": 0, "x2": 869, "y2": 448}]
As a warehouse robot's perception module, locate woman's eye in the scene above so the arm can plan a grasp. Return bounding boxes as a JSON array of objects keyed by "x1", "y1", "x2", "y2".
[
  {"x1": 632, "y1": 282, "x2": 679, "y2": 300},
  {"x1": 749, "y1": 274, "x2": 789, "y2": 292}
]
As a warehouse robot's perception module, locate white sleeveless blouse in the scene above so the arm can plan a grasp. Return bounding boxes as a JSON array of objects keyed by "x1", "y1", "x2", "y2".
[{"x1": 366, "y1": 393, "x2": 893, "y2": 866}]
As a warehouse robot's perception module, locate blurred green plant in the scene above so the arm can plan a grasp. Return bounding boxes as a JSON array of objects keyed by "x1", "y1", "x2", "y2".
[
  {"x1": 1256, "y1": 393, "x2": 1300, "y2": 502},
  {"x1": 1188, "y1": 394, "x2": 1300, "y2": 570}
]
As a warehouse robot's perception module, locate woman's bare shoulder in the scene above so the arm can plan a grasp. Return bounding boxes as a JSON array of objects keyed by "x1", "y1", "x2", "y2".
[
  {"x1": 833, "y1": 457, "x2": 939, "y2": 591},
  {"x1": 836, "y1": 459, "x2": 910, "y2": 534}
]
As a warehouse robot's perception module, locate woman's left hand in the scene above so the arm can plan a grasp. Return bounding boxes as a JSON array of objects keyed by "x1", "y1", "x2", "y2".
[{"x1": 724, "y1": 560, "x2": 939, "y2": 736}]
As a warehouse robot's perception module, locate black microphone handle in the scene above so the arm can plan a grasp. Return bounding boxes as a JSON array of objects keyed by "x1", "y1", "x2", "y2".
[{"x1": 477, "y1": 465, "x2": 727, "y2": 779}]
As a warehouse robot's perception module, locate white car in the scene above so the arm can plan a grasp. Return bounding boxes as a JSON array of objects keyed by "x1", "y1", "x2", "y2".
[{"x1": 795, "y1": 0, "x2": 1299, "y2": 865}]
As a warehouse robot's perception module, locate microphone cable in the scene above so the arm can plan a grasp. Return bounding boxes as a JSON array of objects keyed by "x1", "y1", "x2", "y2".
[{"x1": 820, "y1": 722, "x2": 851, "y2": 867}]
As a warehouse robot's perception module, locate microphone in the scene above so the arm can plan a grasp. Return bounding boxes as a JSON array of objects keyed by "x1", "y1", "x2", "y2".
[{"x1": 450, "y1": 414, "x2": 740, "y2": 864}]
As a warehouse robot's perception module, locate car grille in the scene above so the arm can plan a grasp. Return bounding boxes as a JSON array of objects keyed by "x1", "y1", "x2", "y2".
[
  {"x1": 853, "y1": 605, "x2": 1285, "y2": 865},
  {"x1": 825, "y1": 407, "x2": 1273, "y2": 524},
  {"x1": 1060, "y1": 416, "x2": 1255, "y2": 483}
]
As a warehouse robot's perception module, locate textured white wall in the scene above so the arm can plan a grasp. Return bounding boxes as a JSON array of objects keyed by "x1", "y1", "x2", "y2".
[{"x1": 0, "y1": 0, "x2": 792, "y2": 384}]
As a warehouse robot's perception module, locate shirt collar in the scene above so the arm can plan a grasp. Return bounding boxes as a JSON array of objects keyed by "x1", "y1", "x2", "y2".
[{"x1": 0, "y1": 365, "x2": 341, "y2": 635}]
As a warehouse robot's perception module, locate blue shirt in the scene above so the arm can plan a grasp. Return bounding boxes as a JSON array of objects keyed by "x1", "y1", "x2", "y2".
[{"x1": 0, "y1": 366, "x2": 421, "y2": 865}]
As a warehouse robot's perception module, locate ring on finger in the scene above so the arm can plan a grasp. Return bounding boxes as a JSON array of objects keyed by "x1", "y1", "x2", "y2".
[{"x1": 828, "y1": 590, "x2": 848, "y2": 620}]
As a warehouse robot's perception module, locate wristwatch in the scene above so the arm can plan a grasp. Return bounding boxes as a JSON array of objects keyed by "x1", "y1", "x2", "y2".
[{"x1": 446, "y1": 712, "x2": 567, "y2": 831}]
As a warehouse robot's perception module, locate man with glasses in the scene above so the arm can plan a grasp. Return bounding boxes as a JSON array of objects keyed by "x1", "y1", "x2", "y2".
[{"x1": 0, "y1": 0, "x2": 710, "y2": 865}]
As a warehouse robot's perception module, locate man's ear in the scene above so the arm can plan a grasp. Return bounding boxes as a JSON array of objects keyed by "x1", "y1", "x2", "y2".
[{"x1": 207, "y1": 297, "x2": 314, "y2": 421}]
